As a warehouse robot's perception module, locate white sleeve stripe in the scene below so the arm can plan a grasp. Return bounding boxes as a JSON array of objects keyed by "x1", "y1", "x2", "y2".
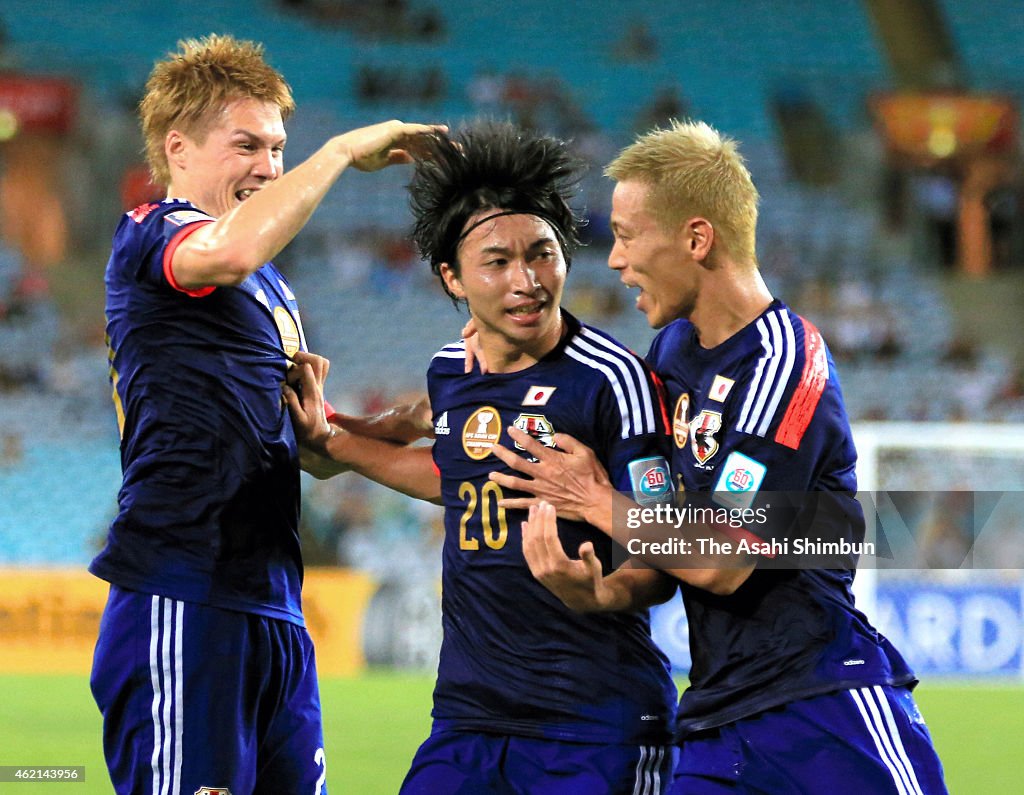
[
  {"x1": 754, "y1": 310, "x2": 797, "y2": 437},
  {"x1": 565, "y1": 345, "x2": 632, "y2": 438},
  {"x1": 737, "y1": 317, "x2": 773, "y2": 432},
  {"x1": 579, "y1": 327, "x2": 656, "y2": 433},
  {"x1": 571, "y1": 336, "x2": 648, "y2": 435},
  {"x1": 747, "y1": 311, "x2": 785, "y2": 435}
]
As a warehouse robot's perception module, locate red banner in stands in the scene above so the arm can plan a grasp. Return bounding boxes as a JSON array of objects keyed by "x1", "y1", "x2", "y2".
[{"x1": 0, "y1": 75, "x2": 78, "y2": 135}]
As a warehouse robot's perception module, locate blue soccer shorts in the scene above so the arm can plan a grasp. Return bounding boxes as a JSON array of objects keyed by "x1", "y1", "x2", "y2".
[
  {"x1": 671, "y1": 685, "x2": 947, "y2": 794},
  {"x1": 399, "y1": 729, "x2": 676, "y2": 795},
  {"x1": 90, "y1": 585, "x2": 327, "y2": 795}
]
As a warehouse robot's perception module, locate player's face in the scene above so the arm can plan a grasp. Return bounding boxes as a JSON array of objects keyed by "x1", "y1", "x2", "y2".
[
  {"x1": 443, "y1": 212, "x2": 566, "y2": 360},
  {"x1": 172, "y1": 97, "x2": 286, "y2": 218},
  {"x1": 608, "y1": 180, "x2": 697, "y2": 328}
]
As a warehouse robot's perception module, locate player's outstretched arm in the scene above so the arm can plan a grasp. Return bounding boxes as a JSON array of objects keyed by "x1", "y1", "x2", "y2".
[
  {"x1": 284, "y1": 351, "x2": 441, "y2": 502},
  {"x1": 171, "y1": 120, "x2": 446, "y2": 290},
  {"x1": 522, "y1": 502, "x2": 677, "y2": 612},
  {"x1": 330, "y1": 395, "x2": 433, "y2": 444}
]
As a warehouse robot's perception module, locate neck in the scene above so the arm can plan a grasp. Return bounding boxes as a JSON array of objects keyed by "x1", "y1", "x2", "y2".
[
  {"x1": 689, "y1": 261, "x2": 773, "y2": 349},
  {"x1": 476, "y1": 310, "x2": 566, "y2": 373}
]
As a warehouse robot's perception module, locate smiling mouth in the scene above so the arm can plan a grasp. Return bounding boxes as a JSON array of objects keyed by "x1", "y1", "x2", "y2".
[{"x1": 507, "y1": 300, "x2": 546, "y2": 317}]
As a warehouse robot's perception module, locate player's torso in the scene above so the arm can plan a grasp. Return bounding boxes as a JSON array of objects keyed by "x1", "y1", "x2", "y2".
[
  {"x1": 423, "y1": 328, "x2": 677, "y2": 743},
  {"x1": 94, "y1": 201, "x2": 307, "y2": 622},
  {"x1": 647, "y1": 305, "x2": 913, "y2": 733}
]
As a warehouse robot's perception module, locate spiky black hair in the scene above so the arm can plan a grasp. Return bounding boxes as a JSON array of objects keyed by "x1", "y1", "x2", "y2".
[{"x1": 408, "y1": 120, "x2": 587, "y2": 301}]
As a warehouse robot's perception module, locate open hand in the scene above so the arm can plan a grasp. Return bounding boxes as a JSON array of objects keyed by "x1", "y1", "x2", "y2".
[
  {"x1": 522, "y1": 502, "x2": 613, "y2": 612},
  {"x1": 341, "y1": 121, "x2": 447, "y2": 172},
  {"x1": 488, "y1": 425, "x2": 612, "y2": 522}
]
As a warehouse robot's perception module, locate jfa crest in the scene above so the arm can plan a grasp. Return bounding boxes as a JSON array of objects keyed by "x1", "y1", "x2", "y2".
[
  {"x1": 195, "y1": 788, "x2": 233, "y2": 795},
  {"x1": 690, "y1": 409, "x2": 722, "y2": 464},
  {"x1": 513, "y1": 413, "x2": 556, "y2": 450}
]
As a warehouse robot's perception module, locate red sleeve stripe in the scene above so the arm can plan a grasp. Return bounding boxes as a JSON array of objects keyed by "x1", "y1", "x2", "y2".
[
  {"x1": 162, "y1": 221, "x2": 216, "y2": 298},
  {"x1": 323, "y1": 400, "x2": 337, "y2": 423},
  {"x1": 719, "y1": 523, "x2": 776, "y2": 558},
  {"x1": 650, "y1": 371, "x2": 672, "y2": 435},
  {"x1": 774, "y1": 317, "x2": 828, "y2": 450},
  {"x1": 431, "y1": 460, "x2": 441, "y2": 478}
]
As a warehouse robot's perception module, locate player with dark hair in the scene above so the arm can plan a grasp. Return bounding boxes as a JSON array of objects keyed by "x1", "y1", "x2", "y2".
[
  {"x1": 89, "y1": 33, "x2": 440, "y2": 794},
  {"x1": 487, "y1": 120, "x2": 949, "y2": 793},
  {"x1": 287, "y1": 121, "x2": 679, "y2": 794}
]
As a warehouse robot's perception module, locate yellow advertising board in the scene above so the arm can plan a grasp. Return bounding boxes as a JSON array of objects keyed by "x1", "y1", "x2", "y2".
[{"x1": 0, "y1": 568, "x2": 376, "y2": 676}]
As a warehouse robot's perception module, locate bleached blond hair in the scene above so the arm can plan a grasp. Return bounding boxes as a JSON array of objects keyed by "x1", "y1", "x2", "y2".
[
  {"x1": 605, "y1": 120, "x2": 760, "y2": 264},
  {"x1": 140, "y1": 34, "x2": 294, "y2": 186}
]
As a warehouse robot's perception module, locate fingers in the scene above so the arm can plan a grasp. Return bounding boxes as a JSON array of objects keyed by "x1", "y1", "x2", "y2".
[
  {"x1": 348, "y1": 122, "x2": 447, "y2": 172},
  {"x1": 495, "y1": 496, "x2": 538, "y2": 512},
  {"x1": 488, "y1": 468, "x2": 537, "y2": 494},
  {"x1": 461, "y1": 319, "x2": 489, "y2": 375},
  {"x1": 579, "y1": 541, "x2": 603, "y2": 580},
  {"x1": 290, "y1": 350, "x2": 330, "y2": 386},
  {"x1": 505, "y1": 425, "x2": 551, "y2": 460},
  {"x1": 281, "y1": 383, "x2": 302, "y2": 416},
  {"x1": 386, "y1": 149, "x2": 415, "y2": 166},
  {"x1": 488, "y1": 442, "x2": 536, "y2": 474},
  {"x1": 522, "y1": 502, "x2": 569, "y2": 578}
]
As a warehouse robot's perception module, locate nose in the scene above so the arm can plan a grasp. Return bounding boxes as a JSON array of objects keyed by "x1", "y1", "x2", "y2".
[
  {"x1": 510, "y1": 259, "x2": 539, "y2": 292},
  {"x1": 252, "y1": 148, "x2": 279, "y2": 181},
  {"x1": 608, "y1": 239, "x2": 627, "y2": 271}
]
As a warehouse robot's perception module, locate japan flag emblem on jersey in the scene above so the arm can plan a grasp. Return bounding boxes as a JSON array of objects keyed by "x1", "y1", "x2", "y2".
[
  {"x1": 522, "y1": 386, "x2": 556, "y2": 406},
  {"x1": 709, "y1": 375, "x2": 735, "y2": 402}
]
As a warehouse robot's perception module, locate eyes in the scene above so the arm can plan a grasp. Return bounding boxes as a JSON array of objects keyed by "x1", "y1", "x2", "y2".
[
  {"x1": 483, "y1": 249, "x2": 557, "y2": 268},
  {"x1": 236, "y1": 141, "x2": 285, "y2": 156}
]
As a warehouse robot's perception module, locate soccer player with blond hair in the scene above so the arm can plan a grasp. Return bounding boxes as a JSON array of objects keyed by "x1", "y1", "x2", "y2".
[
  {"x1": 90, "y1": 33, "x2": 440, "y2": 794},
  {"x1": 491, "y1": 120, "x2": 949, "y2": 793}
]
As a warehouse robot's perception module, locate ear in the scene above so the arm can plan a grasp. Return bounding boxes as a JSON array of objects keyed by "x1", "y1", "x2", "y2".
[
  {"x1": 165, "y1": 130, "x2": 188, "y2": 173},
  {"x1": 685, "y1": 217, "x2": 715, "y2": 264},
  {"x1": 439, "y1": 263, "x2": 466, "y2": 300}
]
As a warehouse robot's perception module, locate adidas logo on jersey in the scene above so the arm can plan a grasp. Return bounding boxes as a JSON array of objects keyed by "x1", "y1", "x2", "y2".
[{"x1": 434, "y1": 411, "x2": 451, "y2": 436}]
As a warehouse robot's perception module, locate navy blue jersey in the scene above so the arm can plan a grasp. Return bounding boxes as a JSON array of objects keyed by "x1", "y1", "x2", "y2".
[
  {"x1": 647, "y1": 299, "x2": 914, "y2": 736},
  {"x1": 427, "y1": 312, "x2": 677, "y2": 745},
  {"x1": 91, "y1": 199, "x2": 308, "y2": 625}
]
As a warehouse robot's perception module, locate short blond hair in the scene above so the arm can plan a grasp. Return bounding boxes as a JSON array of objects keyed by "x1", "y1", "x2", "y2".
[
  {"x1": 140, "y1": 34, "x2": 295, "y2": 186},
  {"x1": 605, "y1": 120, "x2": 759, "y2": 264}
]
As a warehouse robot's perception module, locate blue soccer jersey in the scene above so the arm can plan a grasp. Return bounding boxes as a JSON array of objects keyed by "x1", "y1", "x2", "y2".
[
  {"x1": 91, "y1": 199, "x2": 309, "y2": 625},
  {"x1": 647, "y1": 299, "x2": 915, "y2": 736},
  {"x1": 427, "y1": 312, "x2": 677, "y2": 745}
]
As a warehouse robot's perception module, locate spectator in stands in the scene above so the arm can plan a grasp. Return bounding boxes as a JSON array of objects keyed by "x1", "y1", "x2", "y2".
[
  {"x1": 612, "y1": 21, "x2": 658, "y2": 62},
  {"x1": 635, "y1": 85, "x2": 689, "y2": 133},
  {"x1": 88, "y1": 33, "x2": 441, "y2": 794},
  {"x1": 489, "y1": 120, "x2": 949, "y2": 794}
]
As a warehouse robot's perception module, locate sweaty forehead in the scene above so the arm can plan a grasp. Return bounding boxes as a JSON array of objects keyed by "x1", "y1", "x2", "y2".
[
  {"x1": 205, "y1": 97, "x2": 286, "y2": 137},
  {"x1": 459, "y1": 211, "x2": 558, "y2": 253}
]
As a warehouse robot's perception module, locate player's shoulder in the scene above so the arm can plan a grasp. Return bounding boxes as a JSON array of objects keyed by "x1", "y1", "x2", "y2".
[
  {"x1": 733, "y1": 301, "x2": 835, "y2": 450},
  {"x1": 563, "y1": 319, "x2": 665, "y2": 437},
  {"x1": 429, "y1": 339, "x2": 467, "y2": 373},
  {"x1": 118, "y1": 198, "x2": 212, "y2": 238},
  {"x1": 564, "y1": 319, "x2": 650, "y2": 374}
]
